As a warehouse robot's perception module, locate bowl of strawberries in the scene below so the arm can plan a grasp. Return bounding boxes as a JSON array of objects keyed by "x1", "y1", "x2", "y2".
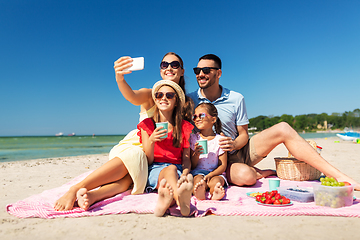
[{"x1": 255, "y1": 190, "x2": 292, "y2": 206}]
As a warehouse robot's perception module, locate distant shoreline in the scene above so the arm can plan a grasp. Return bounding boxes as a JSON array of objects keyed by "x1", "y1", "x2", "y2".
[{"x1": 1, "y1": 134, "x2": 344, "y2": 163}]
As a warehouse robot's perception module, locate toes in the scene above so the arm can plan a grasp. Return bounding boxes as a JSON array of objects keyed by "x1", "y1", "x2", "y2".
[
  {"x1": 187, "y1": 174, "x2": 194, "y2": 182},
  {"x1": 159, "y1": 178, "x2": 167, "y2": 188}
]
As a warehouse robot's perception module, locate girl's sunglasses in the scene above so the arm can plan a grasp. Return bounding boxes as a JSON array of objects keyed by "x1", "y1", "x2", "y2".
[
  {"x1": 193, "y1": 67, "x2": 219, "y2": 75},
  {"x1": 160, "y1": 61, "x2": 182, "y2": 70},
  {"x1": 192, "y1": 113, "x2": 208, "y2": 121},
  {"x1": 154, "y1": 92, "x2": 176, "y2": 100}
]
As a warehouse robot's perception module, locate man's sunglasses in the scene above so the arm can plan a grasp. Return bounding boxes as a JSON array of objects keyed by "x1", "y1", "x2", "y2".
[
  {"x1": 193, "y1": 67, "x2": 219, "y2": 75},
  {"x1": 192, "y1": 113, "x2": 208, "y2": 121},
  {"x1": 160, "y1": 61, "x2": 182, "y2": 70},
  {"x1": 154, "y1": 92, "x2": 176, "y2": 100}
]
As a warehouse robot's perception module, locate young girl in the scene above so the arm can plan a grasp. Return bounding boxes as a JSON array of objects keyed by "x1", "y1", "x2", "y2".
[
  {"x1": 137, "y1": 80, "x2": 194, "y2": 217},
  {"x1": 190, "y1": 103, "x2": 227, "y2": 200}
]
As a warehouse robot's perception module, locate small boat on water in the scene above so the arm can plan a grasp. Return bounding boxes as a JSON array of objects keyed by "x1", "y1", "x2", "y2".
[
  {"x1": 336, "y1": 132, "x2": 360, "y2": 141},
  {"x1": 68, "y1": 133, "x2": 76, "y2": 136}
]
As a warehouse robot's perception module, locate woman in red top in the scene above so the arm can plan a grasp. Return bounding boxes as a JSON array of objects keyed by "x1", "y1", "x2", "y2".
[{"x1": 138, "y1": 80, "x2": 194, "y2": 217}]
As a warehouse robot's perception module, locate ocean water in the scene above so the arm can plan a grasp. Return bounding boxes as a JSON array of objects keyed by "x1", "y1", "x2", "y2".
[
  {"x1": 298, "y1": 132, "x2": 339, "y2": 139},
  {"x1": 0, "y1": 132, "x2": 339, "y2": 163},
  {"x1": 0, "y1": 135, "x2": 125, "y2": 162}
]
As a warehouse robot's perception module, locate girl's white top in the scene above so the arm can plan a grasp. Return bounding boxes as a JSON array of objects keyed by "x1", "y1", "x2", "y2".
[{"x1": 190, "y1": 133, "x2": 225, "y2": 172}]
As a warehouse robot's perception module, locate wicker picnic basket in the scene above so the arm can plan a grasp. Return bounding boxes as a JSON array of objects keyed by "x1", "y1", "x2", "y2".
[
  {"x1": 274, "y1": 140, "x2": 322, "y2": 181},
  {"x1": 274, "y1": 157, "x2": 322, "y2": 181}
]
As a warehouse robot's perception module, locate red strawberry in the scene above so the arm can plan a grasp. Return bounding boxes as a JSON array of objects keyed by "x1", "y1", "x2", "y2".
[
  {"x1": 282, "y1": 198, "x2": 291, "y2": 204},
  {"x1": 275, "y1": 193, "x2": 281, "y2": 200}
]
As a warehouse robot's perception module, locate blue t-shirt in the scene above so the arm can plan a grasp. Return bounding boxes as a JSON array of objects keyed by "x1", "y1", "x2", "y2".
[{"x1": 187, "y1": 86, "x2": 249, "y2": 141}]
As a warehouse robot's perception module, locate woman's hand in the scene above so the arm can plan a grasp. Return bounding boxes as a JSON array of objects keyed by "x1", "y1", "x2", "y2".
[
  {"x1": 114, "y1": 56, "x2": 133, "y2": 82},
  {"x1": 149, "y1": 126, "x2": 167, "y2": 143}
]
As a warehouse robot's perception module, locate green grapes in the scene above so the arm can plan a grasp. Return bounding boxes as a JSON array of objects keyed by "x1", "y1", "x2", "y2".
[{"x1": 320, "y1": 177, "x2": 345, "y2": 187}]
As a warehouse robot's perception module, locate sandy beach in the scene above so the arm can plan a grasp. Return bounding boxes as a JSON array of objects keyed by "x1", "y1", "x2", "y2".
[{"x1": 1, "y1": 137, "x2": 360, "y2": 240}]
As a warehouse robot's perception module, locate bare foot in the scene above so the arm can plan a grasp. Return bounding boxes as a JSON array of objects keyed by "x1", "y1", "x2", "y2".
[
  {"x1": 255, "y1": 168, "x2": 277, "y2": 179},
  {"x1": 76, "y1": 188, "x2": 92, "y2": 210},
  {"x1": 177, "y1": 174, "x2": 193, "y2": 216},
  {"x1": 54, "y1": 188, "x2": 77, "y2": 211},
  {"x1": 154, "y1": 179, "x2": 174, "y2": 217},
  {"x1": 211, "y1": 182, "x2": 225, "y2": 200},
  {"x1": 193, "y1": 179, "x2": 206, "y2": 200}
]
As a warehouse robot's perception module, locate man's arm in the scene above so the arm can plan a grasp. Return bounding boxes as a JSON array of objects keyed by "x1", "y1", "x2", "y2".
[{"x1": 219, "y1": 125, "x2": 249, "y2": 152}]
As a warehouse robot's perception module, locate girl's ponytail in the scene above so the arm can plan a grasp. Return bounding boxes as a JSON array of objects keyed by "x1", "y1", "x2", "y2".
[{"x1": 214, "y1": 117, "x2": 222, "y2": 134}]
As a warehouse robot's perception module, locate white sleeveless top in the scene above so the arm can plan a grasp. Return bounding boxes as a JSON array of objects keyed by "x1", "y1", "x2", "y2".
[{"x1": 138, "y1": 105, "x2": 156, "y2": 122}]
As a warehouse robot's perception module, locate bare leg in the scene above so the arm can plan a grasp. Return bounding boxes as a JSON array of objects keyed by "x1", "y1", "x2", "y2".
[
  {"x1": 76, "y1": 174, "x2": 132, "y2": 210},
  {"x1": 227, "y1": 162, "x2": 257, "y2": 186},
  {"x1": 252, "y1": 122, "x2": 360, "y2": 190},
  {"x1": 193, "y1": 175, "x2": 206, "y2": 200},
  {"x1": 54, "y1": 157, "x2": 130, "y2": 211},
  {"x1": 154, "y1": 165, "x2": 178, "y2": 216},
  {"x1": 156, "y1": 165, "x2": 193, "y2": 216}
]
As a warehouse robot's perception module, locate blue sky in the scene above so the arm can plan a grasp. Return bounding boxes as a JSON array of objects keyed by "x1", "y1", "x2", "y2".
[{"x1": 1, "y1": 0, "x2": 359, "y2": 136}]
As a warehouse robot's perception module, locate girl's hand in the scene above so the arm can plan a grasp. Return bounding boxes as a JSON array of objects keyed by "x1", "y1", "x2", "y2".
[
  {"x1": 193, "y1": 142, "x2": 204, "y2": 155},
  {"x1": 219, "y1": 134, "x2": 235, "y2": 152},
  {"x1": 149, "y1": 126, "x2": 167, "y2": 142},
  {"x1": 204, "y1": 173, "x2": 213, "y2": 183},
  {"x1": 114, "y1": 56, "x2": 133, "y2": 82}
]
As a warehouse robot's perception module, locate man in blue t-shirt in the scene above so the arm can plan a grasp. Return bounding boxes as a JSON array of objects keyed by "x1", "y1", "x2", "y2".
[{"x1": 187, "y1": 54, "x2": 359, "y2": 189}]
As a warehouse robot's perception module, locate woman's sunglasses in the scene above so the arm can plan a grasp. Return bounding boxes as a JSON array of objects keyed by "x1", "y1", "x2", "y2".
[
  {"x1": 193, "y1": 67, "x2": 219, "y2": 75},
  {"x1": 192, "y1": 113, "x2": 208, "y2": 121},
  {"x1": 160, "y1": 61, "x2": 182, "y2": 70},
  {"x1": 154, "y1": 92, "x2": 176, "y2": 100}
]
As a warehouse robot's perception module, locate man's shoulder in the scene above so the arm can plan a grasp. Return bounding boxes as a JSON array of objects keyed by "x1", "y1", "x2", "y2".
[
  {"x1": 221, "y1": 86, "x2": 245, "y2": 100},
  {"x1": 187, "y1": 89, "x2": 203, "y2": 106}
]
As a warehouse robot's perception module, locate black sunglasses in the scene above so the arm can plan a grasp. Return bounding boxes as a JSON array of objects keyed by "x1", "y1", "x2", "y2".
[
  {"x1": 193, "y1": 67, "x2": 219, "y2": 75},
  {"x1": 160, "y1": 61, "x2": 182, "y2": 70},
  {"x1": 192, "y1": 113, "x2": 208, "y2": 121},
  {"x1": 154, "y1": 92, "x2": 176, "y2": 100}
]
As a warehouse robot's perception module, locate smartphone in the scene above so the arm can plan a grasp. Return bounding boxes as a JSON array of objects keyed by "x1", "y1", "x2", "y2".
[{"x1": 125, "y1": 57, "x2": 144, "y2": 71}]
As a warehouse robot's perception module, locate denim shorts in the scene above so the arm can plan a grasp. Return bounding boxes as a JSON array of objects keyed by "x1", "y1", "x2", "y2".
[
  {"x1": 190, "y1": 169, "x2": 229, "y2": 188},
  {"x1": 146, "y1": 162, "x2": 183, "y2": 193}
]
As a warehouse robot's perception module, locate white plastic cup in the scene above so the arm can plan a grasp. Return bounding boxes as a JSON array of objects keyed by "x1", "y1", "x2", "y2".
[
  {"x1": 155, "y1": 122, "x2": 168, "y2": 139},
  {"x1": 197, "y1": 139, "x2": 208, "y2": 154}
]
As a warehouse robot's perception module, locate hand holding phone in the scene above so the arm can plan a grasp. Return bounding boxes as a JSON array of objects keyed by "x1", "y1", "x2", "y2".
[{"x1": 125, "y1": 57, "x2": 144, "y2": 71}]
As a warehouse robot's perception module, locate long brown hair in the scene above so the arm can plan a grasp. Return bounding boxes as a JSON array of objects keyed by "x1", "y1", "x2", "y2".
[{"x1": 153, "y1": 84, "x2": 183, "y2": 148}]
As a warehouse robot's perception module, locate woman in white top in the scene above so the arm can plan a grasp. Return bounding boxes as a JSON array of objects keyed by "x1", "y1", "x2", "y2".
[{"x1": 54, "y1": 52, "x2": 192, "y2": 211}]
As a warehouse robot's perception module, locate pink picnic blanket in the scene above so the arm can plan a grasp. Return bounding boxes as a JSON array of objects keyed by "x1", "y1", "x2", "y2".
[{"x1": 6, "y1": 171, "x2": 360, "y2": 218}]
